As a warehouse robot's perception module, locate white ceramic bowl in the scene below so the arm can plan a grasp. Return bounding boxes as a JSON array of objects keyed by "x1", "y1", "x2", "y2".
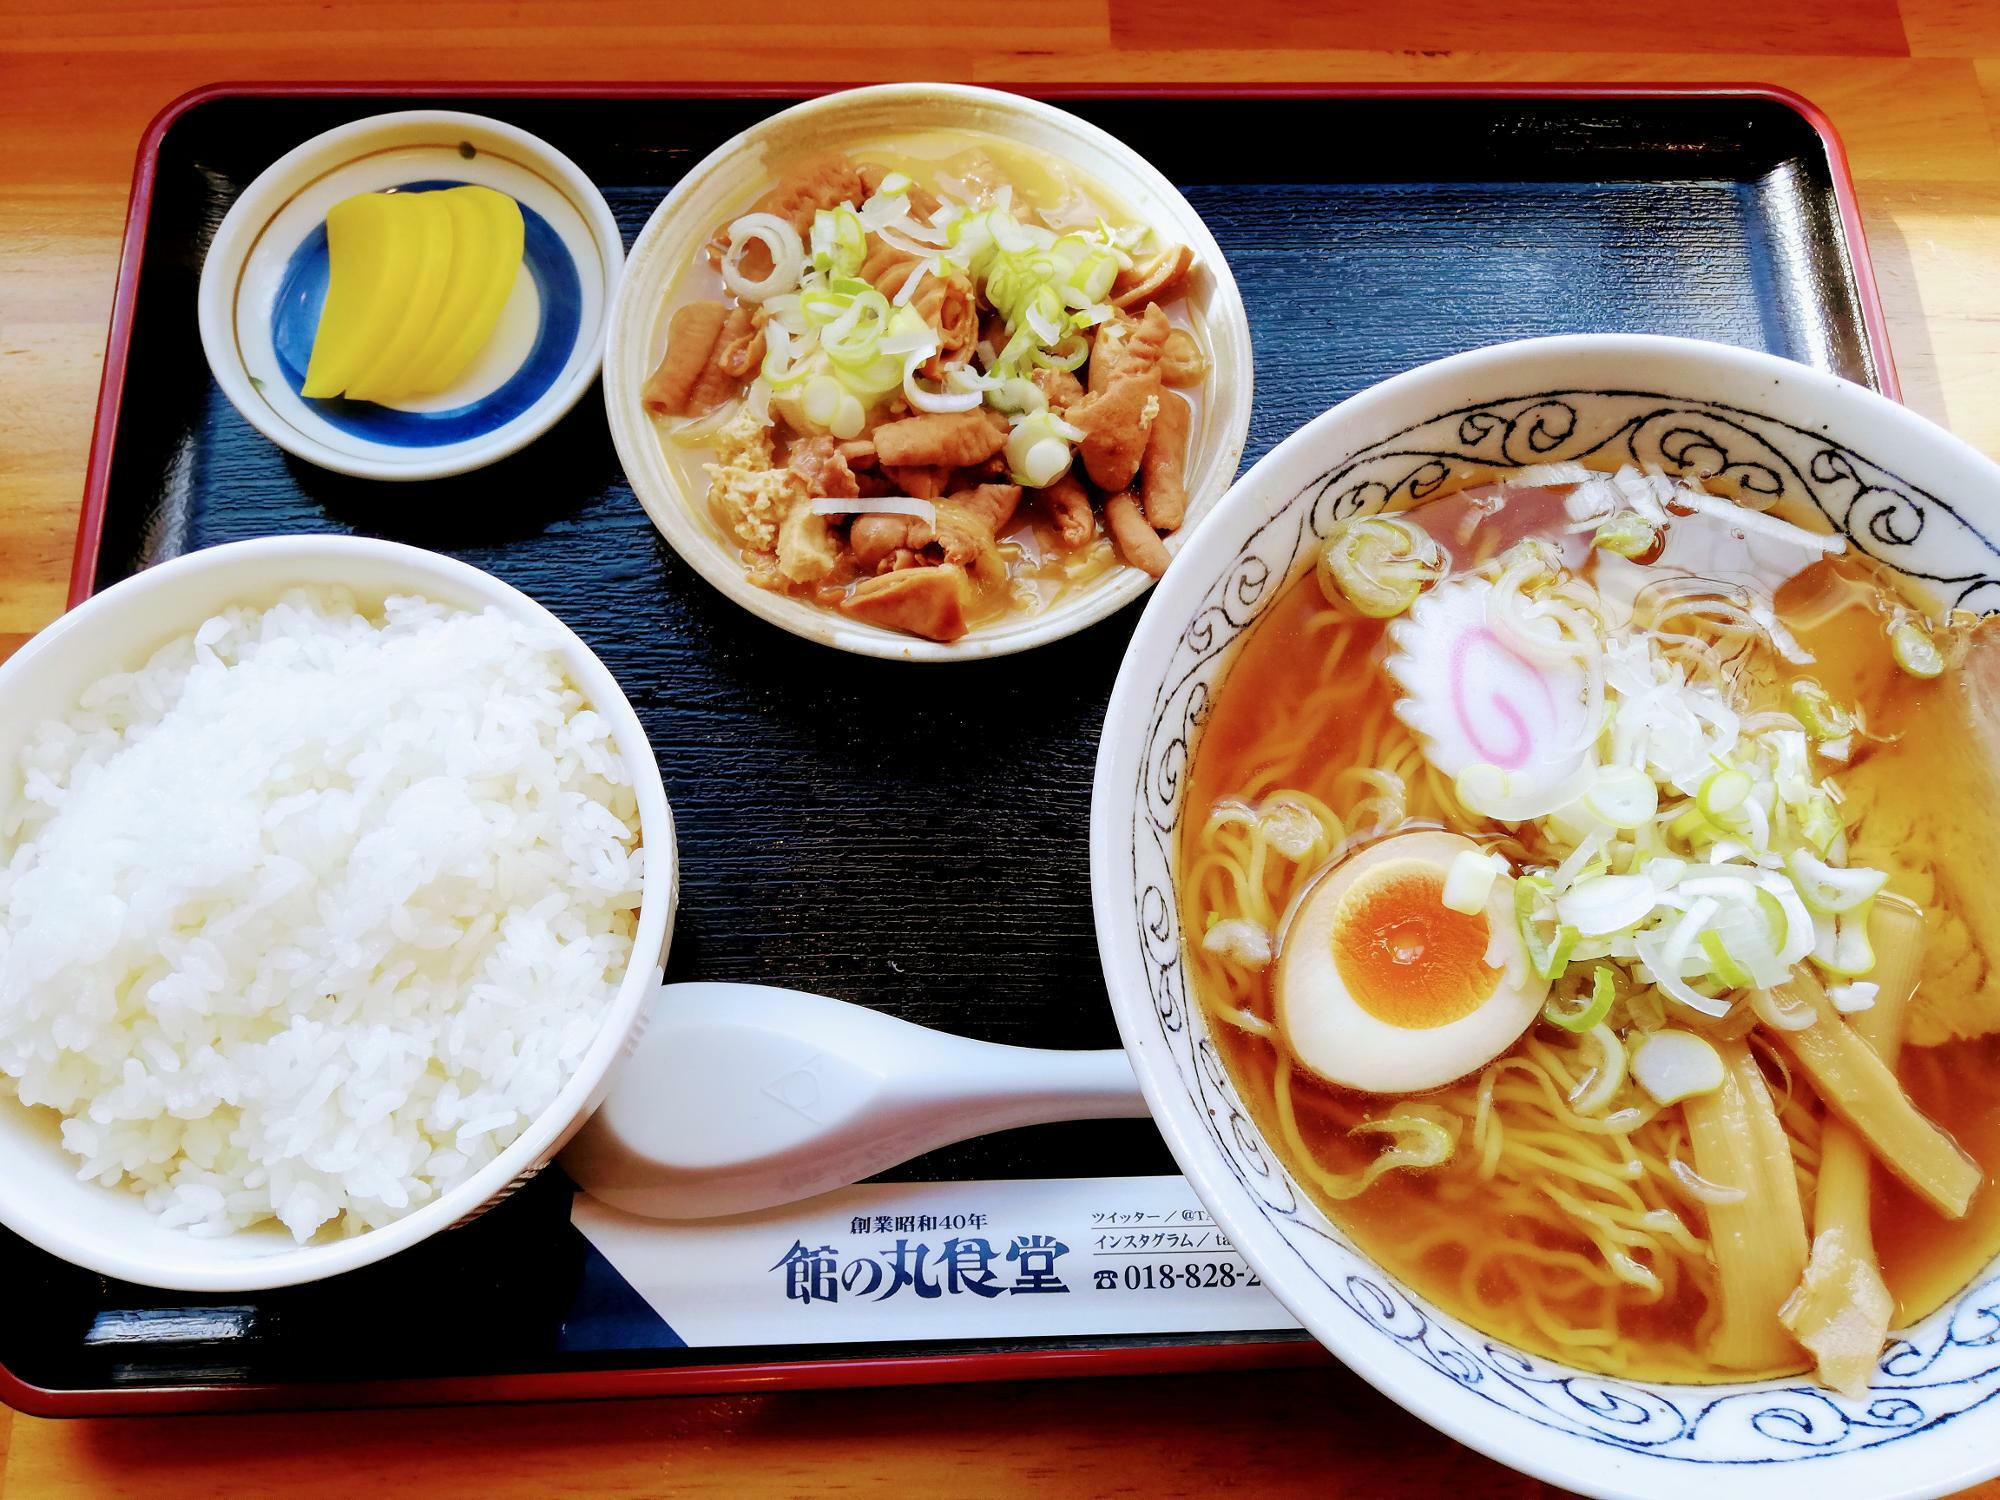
[
  {"x1": 197, "y1": 111, "x2": 623, "y2": 481},
  {"x1": 0, "y1": 537, "x2": 676, "y2": 1291},
  {"x1": 603, "y1": 83, "x2": 1255, "y2": 662},
  {"x1": 1093, "y1": 334, "x2": 2000, "y2": 1500}
]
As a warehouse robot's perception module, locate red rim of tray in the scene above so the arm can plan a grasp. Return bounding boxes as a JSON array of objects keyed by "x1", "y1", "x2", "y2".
[
  {"x1": 35, "y1": 79, "x2": 1898, "y2": 1416},
  {"x1": 0, "y1": 1335, "x2": 1325, "y2": 1419}
]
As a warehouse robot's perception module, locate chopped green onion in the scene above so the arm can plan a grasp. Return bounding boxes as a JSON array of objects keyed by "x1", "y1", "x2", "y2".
[
  {"x1": 990, "y1": 322, "x2": 1038, "y2": 379},
  {"x1": 1888, "y1": 609, "x2": 1945, "y2": 679},
  {"x1": 1698, "y1": 930, "x2": 1752, "y2": 989},
  {"x1": 667, "y1": 397, "x2": 745, "y2": 447},
  {"x1": 1556, "y1": 873, "x2": 1660, "y2": 936},
  {"x1": 1515, "y1": 874, "x2": 1581, "y2": 981},
  {"x1": 1697, "y1": 767, "x2": 1752, "y2": 827},
  {"x1": 760, "y1": 328, "x2": 813, "y2": 392},
  {"x1": 801, "y1": 375, "x2": 842, "y2": 429},
  {"x1": 1811, "y1": 900, "x2": 1877, "y2": 977},
  {"x1": 976, "y1": 222, "x2": 1135, "y2": 371},
  {"x1": 1582, "y1": 765, "x2": 1659, "y2": 829},
  {"x1": 822, "y1": 290, "x2": 894, "y2": 367},
  {"x1": 1046, "y1": 233, "x2": 1090, "y2": 274},
  {"x1": 1592, "y1": 512, "x2": 1659, "y2": 559},
  {"x1": 832, "y1": 350, "x2": 906, "y2": 398},
  {"x1": 1004, "y1": 411, "x2": 1082, "y2": 488},
  {"x1": 1754, "y1": 884, "x2": 1796, "y2": 960},
  {"x1": 1568, "y1": 1020, "x2": 1628, "y2": 1114},
  {"x1": 985, "y1": 377, "x2": 1047, "y2": 416},
  {"x1": 1494, "y1": 537, "x2": 1564, "y2": 588},
  {"x1": 1029, "y1": 333, "x2": 1090, "y2": 373},
  {"x1": 903, "y1": 347, "x2": 982, "y2": 415},
  {"x1": 1788, "y1": 678, "x2": 1856, "y2": 739},
  {"x1": 1073, "y1": 249, "x2": 1118, "y2": 303},
  {"x1": 1030, "y1": 284, "x2": 1070, "y2": 343},
  {"x1": 799, "y1": 288, "x2": 846, "y2": 326},
  {"x1": 809, "y1": 207, "x2": 867, "y2": 279},
  {"x1": 1630, "y1": 1030, "x2": 1726, "y2": 1105},
  {"x1": 1795, "y1": 791, "x2": 1844, "y2": 856},
  {"x1": 1785, "y1": 847, "x2": 1888, "y2": 915},
  {"x1": 1668, "y1": 804, "x2": 1710, "y2": 843},
  {"x1": 1315, "y1": 514, "x2": 1447, "y2": 619},
  {"x1": 1545, "y1": 965, "x2": 1616, "y2": 1033},
  {"x1": 831, "y1": 391, "x2": 865, "y2": 439},
  {"x1": 1643, "y1": 856, "x2": 1688, "y2": 890},
  {"x1": 1441, "y1": 849, "x2": 1504, "y2": 915}
]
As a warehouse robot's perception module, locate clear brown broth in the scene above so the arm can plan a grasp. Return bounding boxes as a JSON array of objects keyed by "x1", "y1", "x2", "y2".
[{"x1": 1181, "y1": 476, "x2": 2000, "y2": 1379}]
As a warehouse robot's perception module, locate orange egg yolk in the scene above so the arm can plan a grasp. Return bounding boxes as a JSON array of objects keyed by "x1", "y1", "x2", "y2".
[{"x1": 1330, "y1": 859, "x2": 1497, "y2": 1029}]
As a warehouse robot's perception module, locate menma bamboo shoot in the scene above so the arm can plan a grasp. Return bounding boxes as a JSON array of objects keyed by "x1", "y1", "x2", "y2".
[
  {"x1": 1684, "y1": 1036, "x2": 1810, "y2": 1372},
  {"x1": 1771, "y1": 964, "x2": 1979, "y2": 1220},
  {"x1": 1780, "y1": 900, "x2": 1927, "y2": 1395}
]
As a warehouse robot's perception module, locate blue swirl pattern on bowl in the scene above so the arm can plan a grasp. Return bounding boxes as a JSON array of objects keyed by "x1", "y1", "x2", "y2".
[{"x1": 1130, "y1": 388, "x2": 2000, "y2": 1465}]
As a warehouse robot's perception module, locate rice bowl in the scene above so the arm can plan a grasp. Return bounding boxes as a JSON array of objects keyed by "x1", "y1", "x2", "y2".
[{"x1": 0, "y1": 537, "x2": 675, "y2": 1291}]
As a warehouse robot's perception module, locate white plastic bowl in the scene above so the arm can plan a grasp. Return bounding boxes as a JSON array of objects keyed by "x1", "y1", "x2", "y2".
[
  {"x1": 1094, "y1": 334, "x2": 2000, "y2": 1500},
  {"x1": 0, "y1": 537, "x2": 676, "y2": 1291},
  {"x1": 603, "y1": 82, "x2": 1255, "y2": 662}
]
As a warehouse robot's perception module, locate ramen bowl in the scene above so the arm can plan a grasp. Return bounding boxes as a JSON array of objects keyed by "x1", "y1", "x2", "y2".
[
  {"x1": 1091, "y1": 333, "x2": 2000, "y2": 1500},
  {"x1": 0, "y1": 536, "x2": 676, "y2": 1290},
  {"x1": 603, "y1": 82, "x2": 1254, "y2": 662}
]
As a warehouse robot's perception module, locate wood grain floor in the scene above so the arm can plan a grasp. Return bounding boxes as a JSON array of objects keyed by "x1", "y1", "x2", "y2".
[{"x1": 2, "y1": 1, "x2": 1999, "y2": 1495}]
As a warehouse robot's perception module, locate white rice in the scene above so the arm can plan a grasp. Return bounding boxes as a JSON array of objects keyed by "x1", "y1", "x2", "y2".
[{"x1": 0, "y1": 587, "x2": 643, "y2": 1242}]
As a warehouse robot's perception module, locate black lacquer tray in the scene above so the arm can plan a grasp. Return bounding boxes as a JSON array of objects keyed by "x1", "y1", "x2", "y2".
[{"x1": 8, "y1": 82, "x2": 1891, "y2": 1413}]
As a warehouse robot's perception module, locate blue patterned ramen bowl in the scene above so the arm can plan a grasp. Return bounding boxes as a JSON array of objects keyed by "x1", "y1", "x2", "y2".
[{"x1": 1092, "y1": 334, "x2": 2000, "y2": 1500}]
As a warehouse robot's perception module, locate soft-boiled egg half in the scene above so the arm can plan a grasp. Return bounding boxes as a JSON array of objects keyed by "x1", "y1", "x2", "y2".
[{"x1": 1275, "y1": 830, "x2": 1547, "y2": 1093}]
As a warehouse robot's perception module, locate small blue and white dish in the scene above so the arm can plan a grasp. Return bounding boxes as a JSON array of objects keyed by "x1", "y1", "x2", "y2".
[{"x1": 197, "y1": 110, "x2": 622, "y2": 480}]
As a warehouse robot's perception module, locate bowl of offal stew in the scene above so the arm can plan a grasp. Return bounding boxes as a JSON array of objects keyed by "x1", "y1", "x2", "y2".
[{"x1": 603, "y1": 83, "x2": 1254, "y2": 661}]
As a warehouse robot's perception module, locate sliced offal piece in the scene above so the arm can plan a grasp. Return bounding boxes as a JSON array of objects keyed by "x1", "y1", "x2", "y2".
[
  {"x1": 1037, "y1": 474, "x2": 1095, "y2": 551},
  {"x1": 1072, "y1": 379, "x2": 1157, "y2": 493},
  {"x1": 839, "y1": 564, "x2": 973, "y2": 642},
  {"x1": 931, "y1": 484, "x2": 1022, "y2": 587},
  {"x1": 872, "y1": 410, "x2": 1006, "y2": 470},
  {"x1": 706, "y1": 154, "x2": 868, "y2": 269},
  {"x1": 1140, "y1": 390, "x2": 1192, "y2": 533},
  {"x1": 849, "y1": 512, "x2": 934, "y2": 573},
  {"x1": 642, "y1": 301, "x2": 729, "y2": 416},
  {"x1": 1111, "y1": 244, "x2": 1194, "y2": 309},
  {"x1": 1104, "y1": 491, "x2": 1169, "y2": 578},
  {"x1": 881, "y1": 463, "x2": 953, "y2": 501},
  {"x1": 1386, "y1": 575, "x2": 1592, "y2": 811},
  {"x1": 685, "y1": 306, "x2": 765, "y2": 415},
  {"x1": 1157, "y1": 328, "x2": 1207, "y2": 388}
]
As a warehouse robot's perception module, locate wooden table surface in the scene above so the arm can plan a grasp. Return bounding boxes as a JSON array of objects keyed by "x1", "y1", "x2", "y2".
[{"x1": 3, "y1": 2, "x2": 1999, "y2": 1495}]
